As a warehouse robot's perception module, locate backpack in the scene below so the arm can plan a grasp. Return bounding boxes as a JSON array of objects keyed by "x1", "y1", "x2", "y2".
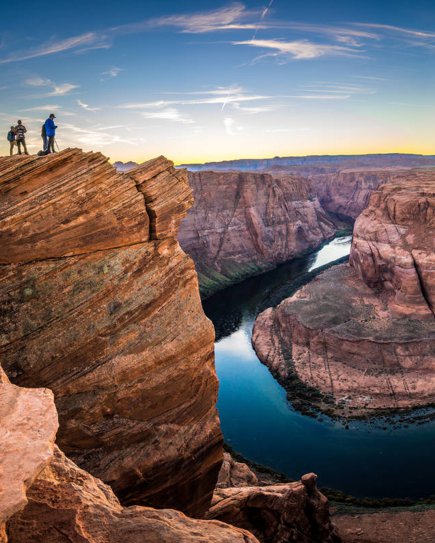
[{"x1": 7, "y1": 131, "x2": 14, "y2": 142}]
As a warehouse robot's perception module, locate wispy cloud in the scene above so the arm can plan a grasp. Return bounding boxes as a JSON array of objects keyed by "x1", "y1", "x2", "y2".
[
  {"x1": 118, "y1": 87, "x2": 271, "y2": 110},
  {"x1": 353, "y1": 22, "x2": 435, "y2": 40},
  {"x1": 22, "y1": 105, "x2": 76, "y2": 116},
  {"x1": 2, "y1": 3, "x2": 434, "y2": 68},
  {"x1": 141, "y1": 107, "x2": 194, "y2": 124},
  {"x1": 77, "y1": 99, "x2": 101, "y2": 112},
  {"x1": 302, "y1": 82, "x2": 375, "y2": 95},
  {"x1": 233, "y1": 38, "x2": 364, "y2": 60},
  {"x1": 0, "y1": 32, "x2": 106, "y2": 64},
  {"x1": 101, "y1": 66, "x2": 123, "y2": 80},
  {"x1": 118, "y1": 2, "x2": 260, "y2": 34},
  {"x1": 232, "y1": 102, "x2": 277, "y2": 114},
  {"x1": 61, "y1": 122, "x2": 137, "y2": 147},
  {"x1": 24, "y1": 77, "x2": 79, "y2": 96}
]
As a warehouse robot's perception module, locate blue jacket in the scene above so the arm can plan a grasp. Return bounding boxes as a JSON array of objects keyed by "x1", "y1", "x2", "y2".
[{"x1": 45, "y1": 118, "x2": 57, "y2": 137}]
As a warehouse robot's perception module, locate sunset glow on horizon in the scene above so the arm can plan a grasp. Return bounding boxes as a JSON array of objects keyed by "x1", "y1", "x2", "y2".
[{"x1": 1, "y1": 0, "x2": 434, "y2": 164}]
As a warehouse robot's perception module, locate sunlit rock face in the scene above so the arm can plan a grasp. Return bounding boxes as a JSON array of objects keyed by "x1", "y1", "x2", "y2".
[
  {"x1": 0, "y1": 149, "x2": 222, "y2": 517},
  {"x1": 0, "y1": 367, "x2": 58, "y2": 543},
  {"x1": 350, "y1": 171, "x2": 435, "y2": 318},
  {"x1": 253, "y1": 171, "x2": 435, "y2": 415},
  {"x1": 8, "y1": 446, "x2": 259, "y2": 543},
  {"x1": 178, "y1": 170, "x2": 336, "y2": 297}
]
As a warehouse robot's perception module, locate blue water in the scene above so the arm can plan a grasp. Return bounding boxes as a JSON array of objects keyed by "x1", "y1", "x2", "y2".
[{"x1": 203, "y1": 237, "x2": 435, "y2": 500}]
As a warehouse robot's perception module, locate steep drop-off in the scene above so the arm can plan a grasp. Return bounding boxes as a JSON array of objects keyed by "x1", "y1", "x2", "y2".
[
  {"x1": 253, "y1": 172, "x2": 435, "y2": 415},
  {"x1": 0, "y1": 149, "x2": 222, "y2": 516},
  {"x1": 178, "y1": 170, "x2": 336, "y2": 297}
]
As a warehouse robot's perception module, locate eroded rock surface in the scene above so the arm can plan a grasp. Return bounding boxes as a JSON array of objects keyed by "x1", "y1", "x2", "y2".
[
  {"x1": 0, "y1": 368, "x2": 58, "y2": 543},
  {"x1": 8, "y1": 447, "x2": 259, "y2": 543},
  {"x1": 0, "y1": 149, "x2": 222, "y2": 516},
  {"x1": 216, "y1": 452, "x2": 259, "y2": 488},
  {"x1": 307, "y1": 170, "x2": 393, "y2": 221},
  {"x1": 179, "y1": 170, "x2": 335, "y2": 296},
  {"x1": 208, "y1": 472, "x2": 340, "y2": 543},
  {"x1": 253, "y1": 173, "x2": 435, "y2": 415},
  {"x1": 350, "y1": 171, "x2": 434, "y2": 318}
]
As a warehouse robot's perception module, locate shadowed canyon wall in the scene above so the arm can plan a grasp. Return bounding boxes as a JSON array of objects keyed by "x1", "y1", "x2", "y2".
[
  {"x1": 0, "y1": 149, "x2": 222, "y2": 517},
  {"x1": 178, "y1": 170, "x2": 336, "y2": 297}
]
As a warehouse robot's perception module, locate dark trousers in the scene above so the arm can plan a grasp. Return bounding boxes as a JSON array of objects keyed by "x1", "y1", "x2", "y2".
[
  {"x1": 42, "y1": 135, "x2": 48, "y2": 151},
  {"x1": 47, "y1": 136, "x2": 55, "y2": 153},
  {"x1": 17, "y1": 139, "x2": 28, "y2": 155}
]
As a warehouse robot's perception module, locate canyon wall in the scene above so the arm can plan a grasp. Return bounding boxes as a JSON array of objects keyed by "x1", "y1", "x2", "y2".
[
  {"x1": 307, "y1": 170, "x2": 394, "y2": 220},
  {"x1": 179, "y1": 170, "x2": 336, "y2": 297},
  {"x1": 0, "y1": 150, "x2": 222, "y2": 516},
  {"x1": 253, "y1": 172, "x2": 435, "y2": 415},
  {"x1": 350, "y1": 170, "x2": 434, "y2": 318}
]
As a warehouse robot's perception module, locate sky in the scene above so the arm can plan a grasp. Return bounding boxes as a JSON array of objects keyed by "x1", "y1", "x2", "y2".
[{"x1": 1, "y1": 0, "x2": 435, "y2": 164}]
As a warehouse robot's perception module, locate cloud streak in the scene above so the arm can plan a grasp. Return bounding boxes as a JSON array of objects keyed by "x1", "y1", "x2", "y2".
[
  {"x1": 141, "y1": 107, "x2": 194, "y2": 124},
  {"x1": 234, "y1": 38, "x2": 364, "y2": 60},
  {"x1": 77, "y1": 99, "x2": 101, "y2": 112},
  {"x1": 25, "y1": 77, "x2": 79, "y2": 96}
]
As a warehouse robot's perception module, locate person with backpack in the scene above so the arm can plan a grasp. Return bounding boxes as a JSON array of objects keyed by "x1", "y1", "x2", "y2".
[
  {"x1": 14, "y1": 120, "x2": 28, "y2": 155},
  {"x1": 41, "y1": 122, "x2": 47, "y2": 152},
  {"x1": 44, "y1": 113, "x2": 58, "y2": 153},
  {"x1": 7, "y1": 126, "x2": 16, "y2": 156}
]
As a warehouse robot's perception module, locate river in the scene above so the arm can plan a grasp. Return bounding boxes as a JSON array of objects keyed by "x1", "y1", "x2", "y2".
[{"x1": 203, "y1": 236, "x2": 435, "y2": 500}]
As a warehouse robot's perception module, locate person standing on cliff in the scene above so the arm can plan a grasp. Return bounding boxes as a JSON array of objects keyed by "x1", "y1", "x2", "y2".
[
  {"x1": 15, "y1": 120, "x2": 28, "y2": 155},
  {"x1": 44, "y1": 113, "x2": 57, "y2": 153},
  {"x1": 7, "y1": 126, "x2": 16, "y2": 155}
]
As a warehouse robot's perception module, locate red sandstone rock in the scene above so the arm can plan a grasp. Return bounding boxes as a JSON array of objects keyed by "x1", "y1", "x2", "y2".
[
  {"x1": 8, "y1": 446, "x2": 259, "y2": 543},
  {"x1": 253, "y1": 172, "x2": 435, "y2": 414},
  {"x1": 129, "y1": 156, "x2": 193, "y2": 239},
  {"x1": 208, "y1": 474, "x2": 340, "y2": 543},
  {"x1": 216, "y1": 452, "x2": 259, "y2": 488},
  {"x1": 0, "y1": 368, "x2": 58, "y2": 543},
  {"x1": 307, "y1": 170, "x2": 393, "y2": 220},
  {"x1": 350, "y1": 171, "x2": 435, "y2": 318},
  {"x1": 0, "y1": 149, "x2": 222, "y2": 516},
  {"x1": 178, "y1": 170, "x2": 336, "y2": 297}
]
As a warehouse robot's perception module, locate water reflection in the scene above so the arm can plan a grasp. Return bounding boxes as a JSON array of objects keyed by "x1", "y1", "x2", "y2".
[{"x1": 203, "y1": 237, "x2": 435, "y2": 499}]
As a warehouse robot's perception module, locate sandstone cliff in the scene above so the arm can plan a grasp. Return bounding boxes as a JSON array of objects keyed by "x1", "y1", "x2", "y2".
[
  {"x1": 307, "y1": 170, "x2": 393, "y2": 221},
  {"x1": 0, "y1": 150, "x2": 222, "y2": 516},
  {"x1": 179, "y1": 170, "x2": 336, "y2": 297},
  {"x1": 253, "y1": 172, "x2": 435, "y2": 415},
  {"x1": 350, "y1": 171, "x2": 434, "y2": 318}
]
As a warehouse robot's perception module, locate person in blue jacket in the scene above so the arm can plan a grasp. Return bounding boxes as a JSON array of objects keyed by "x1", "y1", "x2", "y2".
[{"x1": 44, "y1": 113, "x2": 58, "y2": 153}]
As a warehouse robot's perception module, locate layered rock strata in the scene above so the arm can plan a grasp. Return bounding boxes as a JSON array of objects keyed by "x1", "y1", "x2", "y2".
[
  {"x1": 0, "y1": 150, "x2": 222, "y2": 516},
  {"x1": 179, "y1": 170, "x2": 336, "y2": 297},
  {"x1": 350, "y1": 171, "x2": 434, "y2": 318},
  {"x1": 307, "y1": 170, "x2": 393, "y2": 221},
  {"x1": 253, "y1": 173, "x2": 435, "y2": 414}
]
